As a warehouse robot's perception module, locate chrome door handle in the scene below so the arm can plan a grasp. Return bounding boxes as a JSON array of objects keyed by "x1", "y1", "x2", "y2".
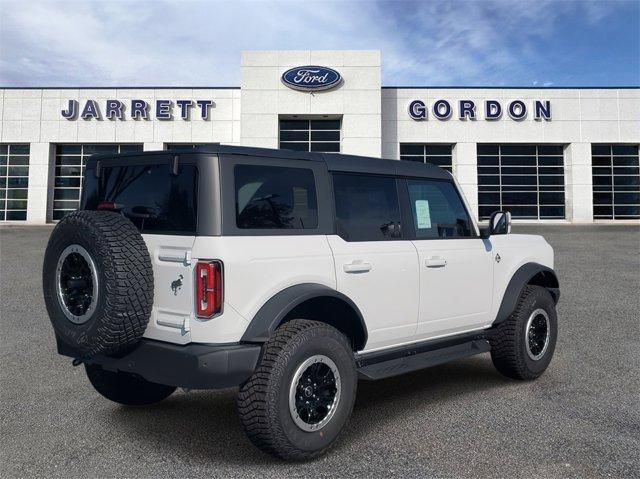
[
  {"x1": 426, "y1": 257, "x2": 447, "y2": 268},
  {"x1": 343, "y1": 261, "x2": 372, "y2": 273}
]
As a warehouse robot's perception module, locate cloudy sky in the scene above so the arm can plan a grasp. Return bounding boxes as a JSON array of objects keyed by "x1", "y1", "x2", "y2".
[{"x1": 0, "y1": 0, "x2": 638, "y2": 87}]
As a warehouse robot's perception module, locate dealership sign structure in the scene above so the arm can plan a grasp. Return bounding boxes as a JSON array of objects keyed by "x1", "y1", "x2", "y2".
[
  {"x1": 281, "y1": 66, "x2": 342, "y2": 91},
  {"x1": 407, "y1": 99, "x2": 552, "y2": 121},
  {"x1": 0, "y1": 49, "x2": 638, "y2": 225},
  {"x1": 61, "y1": 99, "x2": 215, "y2": 120}
]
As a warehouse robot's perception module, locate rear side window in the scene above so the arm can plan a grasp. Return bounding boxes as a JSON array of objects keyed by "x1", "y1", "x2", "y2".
[
  {"x1": 83, "y1": 163, "x2": 198, "y2": 235},
  {"x1": 333, "y1": 173, "x2": 401, "y2": 241},
  {"x1": 407, "y1": 179, "x2": 473, "y2": 239},
  {"x1": 235, "y1": 165, "x2": 318, "y2": 229}
]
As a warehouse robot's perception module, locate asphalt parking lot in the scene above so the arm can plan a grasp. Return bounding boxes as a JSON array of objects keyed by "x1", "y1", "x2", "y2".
[{"x1": 1, "y1": 224, "x2": 639, "y2": 478}]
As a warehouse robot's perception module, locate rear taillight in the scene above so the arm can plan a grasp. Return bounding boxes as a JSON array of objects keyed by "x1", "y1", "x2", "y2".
[{"x1": 195, "y1": 261, "x2": 223, "y2": 319}]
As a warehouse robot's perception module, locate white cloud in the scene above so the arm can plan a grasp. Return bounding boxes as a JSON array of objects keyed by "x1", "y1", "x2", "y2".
[{"x1": 0, "y1": 0, "x2": 630, "y2": 86}]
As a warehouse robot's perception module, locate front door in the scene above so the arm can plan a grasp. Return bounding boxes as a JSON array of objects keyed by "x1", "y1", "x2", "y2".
[
  {"x1": 327, "y1": 173, "x2": 419, "y2": 352},
  {"x1": 404, "y1": 178, "x2": 494, "y2": 340}
]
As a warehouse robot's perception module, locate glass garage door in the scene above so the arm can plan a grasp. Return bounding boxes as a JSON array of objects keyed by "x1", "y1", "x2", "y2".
[
  {"x1": 166, "y1": 143, "x2": 219, "y2": 151},
  {"x1": 477, "y1": 144, "x2": 565, "y2": 220},
  {"x1": 400, "y1": 144, "x2": 453, "y2": 172},
  {"x1": 0, "y1": 144, "x2": 30, "y2": 221},
  {"x1": 53, "y1": 144, "x2": 142, "y2": 220},
  {"x1": 279, "y1": 119, "x2": 341, "y2": 153},
  {"x1": 592, "y1": 145, "x2": 640, "y2": 219}
]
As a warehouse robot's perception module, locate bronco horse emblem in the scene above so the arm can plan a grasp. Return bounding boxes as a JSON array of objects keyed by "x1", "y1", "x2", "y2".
[{"x1": 171, "y1": 274, "x2": 184, "y2": 295}]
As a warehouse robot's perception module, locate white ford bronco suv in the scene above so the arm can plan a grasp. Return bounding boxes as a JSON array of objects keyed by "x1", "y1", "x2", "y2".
[{"x1": 43, "y1": 145, "x2": 560, "y2": 460}]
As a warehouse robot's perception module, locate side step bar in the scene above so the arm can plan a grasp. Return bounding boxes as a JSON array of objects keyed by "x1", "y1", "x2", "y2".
[{"x1": 355, "y1": 332, "x2": 491, "y2": 381}]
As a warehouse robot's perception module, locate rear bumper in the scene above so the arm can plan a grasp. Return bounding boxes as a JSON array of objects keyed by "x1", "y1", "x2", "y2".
[{"x1": 78, "y1": 339, "x2": 262, "y2": 389}]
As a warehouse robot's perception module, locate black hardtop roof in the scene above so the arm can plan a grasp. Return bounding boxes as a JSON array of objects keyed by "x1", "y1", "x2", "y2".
[{"x1": 87, "y1": 144, "x2": 451, "y2": 180}]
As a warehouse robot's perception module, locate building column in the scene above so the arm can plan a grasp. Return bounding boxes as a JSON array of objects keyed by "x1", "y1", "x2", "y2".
[
  {"x1": 26, "y1": 142, "x2": 54, "y2": 224},
  {"x1": 565, "y1": 143, "x2": 593, "y2": 223},
  {"x1": 143, "y1": 142, "x2": 165, "y2": 151},
  {"x1": 454, "y1": 142, "x2": 479, "y2": 220}
]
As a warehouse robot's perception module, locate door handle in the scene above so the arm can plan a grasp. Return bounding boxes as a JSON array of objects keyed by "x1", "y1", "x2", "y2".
[
  {"x1": 343, "y1": 261, "x2": 372, "y2": 274},
  {"x1": 426, "y1": 257, "x2": 447, "y2": 268},
  {"x1": 158, "y1": 249, "x2": 192, "y2": 265}
]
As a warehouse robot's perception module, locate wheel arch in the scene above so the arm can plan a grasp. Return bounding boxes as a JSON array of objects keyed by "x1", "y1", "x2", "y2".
[
  {"x1": 493, "y1": 262, "x2": 560, "y2": 326},
  {"x1": 240, "y1": 283, "x2": 368, "y2": 351}
]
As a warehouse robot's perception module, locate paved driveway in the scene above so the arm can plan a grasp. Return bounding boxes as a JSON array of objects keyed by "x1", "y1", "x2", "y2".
[{"x1": 1, "y1": 224, "x2": 639, "y2": 478}]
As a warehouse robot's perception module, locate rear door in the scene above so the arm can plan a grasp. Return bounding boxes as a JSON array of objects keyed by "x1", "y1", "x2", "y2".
[
  {"x1": 404, "y1": 178, "x2": 494, "y2": 340},
  {"x1": 82, "y1": 157, "x2": 199, "y2": 344},
  {"x1": 327, "y1": 173, "x2": 419, "y2": 351}
]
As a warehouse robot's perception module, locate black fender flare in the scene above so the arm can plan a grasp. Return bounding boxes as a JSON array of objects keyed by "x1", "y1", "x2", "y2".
[
  {"x1": 240, "y1": 283, "x2": 368, "y2": 348},
  {"x1": 493, "y1": 262, "x2": 560, "y2": 325}
]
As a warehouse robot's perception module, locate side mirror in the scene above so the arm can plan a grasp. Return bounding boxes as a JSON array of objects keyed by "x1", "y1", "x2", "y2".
[{"x1": 482, "y1": 210, "x2": 511, "y2": 237}]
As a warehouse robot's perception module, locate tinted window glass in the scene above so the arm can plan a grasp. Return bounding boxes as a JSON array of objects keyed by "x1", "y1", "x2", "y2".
[
  {"x1": 1, "y1": 144, "x2": 30, "y2": 222},
  {"x1": 333, "y1": 174, "x2": 401, "y2": 241},
  {"x1": 591, "y1": 144, "x2": 639, "y2": 219},
  {"x1": 400, "y1": 144, "x2": 453, "y2": 172},
  {"x1": 407, "y1": 179, "x2": 473, "y2": 239},
  {"x1": 235, "y1": 165, "x2": 318, "y2": 229},
  {"x1": 477, "y1": 144, "x2": 566, "y2": 220},
  {"x1": 83, "y1": 163, "x2": 197, "y2": 235},
  {"x1": 279, "y1": 119, "x2": 340, "y2": 153},
  {"x1": 166, "y1": 143, "x2": 219, "y2": 151},
  {"x1": 53, "y1": 144, "x2": 143, "y2": 220}
]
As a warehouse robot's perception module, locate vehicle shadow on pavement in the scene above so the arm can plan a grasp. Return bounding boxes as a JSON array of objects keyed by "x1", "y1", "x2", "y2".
[
  {"x1": 105, "y1": 354, "x2": 509, "y2": 465},
  {"x1": 347, "y1": 355, "x2": 508, "y2": 434}
]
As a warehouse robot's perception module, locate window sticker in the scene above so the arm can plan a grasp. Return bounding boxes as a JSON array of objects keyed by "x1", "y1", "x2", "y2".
[{"x1": 415, "y1": 200, "x2": 431, "y2": 229}]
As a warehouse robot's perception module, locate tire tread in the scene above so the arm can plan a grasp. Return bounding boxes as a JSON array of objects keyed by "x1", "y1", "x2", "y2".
[
  {"x1": 43, "y1": 210, "x2": 154, "y2": 358},
  {"x1": 490, "y1": 285, "x2": 555, "y2": 380},
  {"x1": 237, "y1": 319, "x2": 352, "y2": 460}
]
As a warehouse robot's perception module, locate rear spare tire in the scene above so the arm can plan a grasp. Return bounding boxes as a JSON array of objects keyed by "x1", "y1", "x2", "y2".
[{"x1": 42, "y1": 210, "x2": 154, "y2": 358}]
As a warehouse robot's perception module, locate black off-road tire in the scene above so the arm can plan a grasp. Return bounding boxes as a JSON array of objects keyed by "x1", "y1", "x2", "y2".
[
  {"x1": 42, "y1": 210, "x2": 154, "y2": 358},
  {"x1": 490, "y1": 285, "x2": 558, "y2": 380},
  {"x1": 85, "y1": 364, "x2": 176, "y2": 406},
  {"x1": 237, "y1": 320, "x2": 357, "y2": 461}
]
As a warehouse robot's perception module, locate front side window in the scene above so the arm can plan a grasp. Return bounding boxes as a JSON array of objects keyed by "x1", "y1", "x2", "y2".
[
  {"x1": 235, "y1": 165, "x2": 318, "y2": 229},
  {"x1": 333, "y1": 173, "x2": 401, "y2": 241},
  {"x1": 407, "y1": 179, "x2": 473, "y2": 239}
]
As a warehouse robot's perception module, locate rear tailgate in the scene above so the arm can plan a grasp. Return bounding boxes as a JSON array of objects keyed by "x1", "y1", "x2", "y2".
[
  {"x1": 142, "y1": 234, "x2": 195, "y2": 344},
  {"x1": 82, "y1": 154, "x2": 200, "y2": 344}
]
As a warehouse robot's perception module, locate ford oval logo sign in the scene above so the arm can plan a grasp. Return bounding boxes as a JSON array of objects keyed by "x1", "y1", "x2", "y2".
[{"x1": 281, "y1": 66, "x2": 342, "y2": 92}]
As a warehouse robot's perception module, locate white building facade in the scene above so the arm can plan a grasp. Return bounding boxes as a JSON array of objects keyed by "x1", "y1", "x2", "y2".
[{"x1": 1, "y1": 50, "x2": 638, "y2": 224}]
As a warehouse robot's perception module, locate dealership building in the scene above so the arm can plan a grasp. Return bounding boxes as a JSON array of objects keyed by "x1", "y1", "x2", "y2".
[{"x1": 1, "y1": 50, "x2": 638, "y2": 224}]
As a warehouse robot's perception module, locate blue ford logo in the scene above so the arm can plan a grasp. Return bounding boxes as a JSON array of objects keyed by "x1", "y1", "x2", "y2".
[{"x1": 281, "y1": 66, "x2": 342, "y2": 92}]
